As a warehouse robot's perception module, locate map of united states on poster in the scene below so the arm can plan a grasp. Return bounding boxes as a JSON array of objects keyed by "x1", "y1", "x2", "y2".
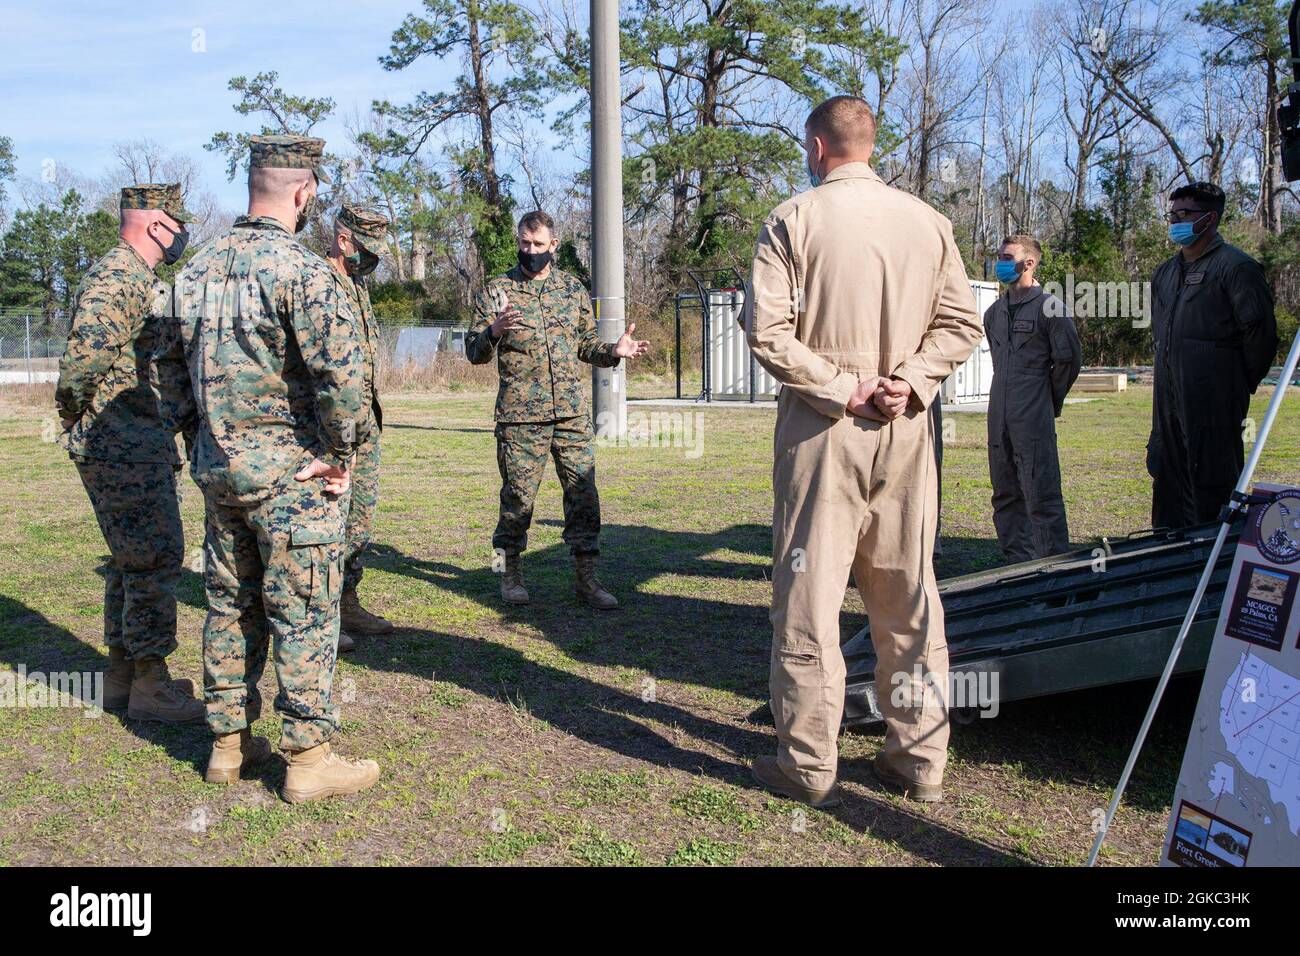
[{"x1": 1217, "y1": 650, "x2": 1300, "y2": 836}]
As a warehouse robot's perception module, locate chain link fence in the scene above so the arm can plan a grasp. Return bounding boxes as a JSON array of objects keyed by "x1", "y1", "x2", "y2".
[
  {"x1": 0, "y1": 308, "x2": 69, "y2": 382},
  {"x1": 372, "y1": 319, "x2": 490, "y2": 392},
  {"x1": 0, "y1": 307, "x2": 487, "y2": 391}
]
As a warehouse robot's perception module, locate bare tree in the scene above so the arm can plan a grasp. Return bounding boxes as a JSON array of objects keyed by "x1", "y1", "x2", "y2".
[
  {"x1": 896, "y1": 0, "x2": 995, "y2": 201},
  {"x1": 104, "y1": 139, "x2": 227, "y2": 245},
  {"x1": 1053, "y1": 0, "x2": 1136, "y2": 235},
  {"x1": 1085, "y1": 0, "x2": 1200, "y2": 182}
]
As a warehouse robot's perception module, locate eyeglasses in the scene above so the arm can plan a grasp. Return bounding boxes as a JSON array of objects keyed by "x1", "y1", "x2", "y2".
[{"x1": 1164, "y1": 208, "x2": 1212, "y2": 223}]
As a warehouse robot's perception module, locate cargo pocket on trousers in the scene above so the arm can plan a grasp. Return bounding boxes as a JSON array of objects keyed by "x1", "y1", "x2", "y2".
[
  {"x1": 289, "y1": 518, "x2": 343, "y2": 610},
  {"x1": 772, "y1": 641, "x2": 824, "y2": 690}
]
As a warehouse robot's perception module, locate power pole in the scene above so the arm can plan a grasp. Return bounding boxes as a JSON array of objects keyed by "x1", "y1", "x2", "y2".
[{"x1": 590, "y1": 0, "x2": 626, "y2": 439}]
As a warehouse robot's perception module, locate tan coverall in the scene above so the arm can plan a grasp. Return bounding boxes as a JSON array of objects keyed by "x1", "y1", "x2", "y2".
[{"x1": 744, "y1": 161, "x2": 983, "y2": 790}]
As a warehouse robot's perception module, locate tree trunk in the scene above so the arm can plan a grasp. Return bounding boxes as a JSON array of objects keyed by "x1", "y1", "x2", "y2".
[
  {"x1": 467, "y1": 1, "x2": 501, "y2": 208},
  {"x1": 686, "y1": 0, "x2": 731, "y2": 257},
  {"x1": 406, "y1": 191, "x2": 427, "y2": 281},
  {"x1": 973, "y1": 84, "x2": 988, "y2": 263},
  {"x1": 1263, "y1": 63, "x2": 1282, "y2": 233},
  {"x1": 916, "y1": 42, "x2": 934, "y2": 201},
  {"x1": 380, "y1": 193, "x2": 407, "y2": 281}
]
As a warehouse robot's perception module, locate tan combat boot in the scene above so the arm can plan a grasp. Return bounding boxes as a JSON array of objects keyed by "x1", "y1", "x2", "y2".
[
  {"x1": 105, "y1": 647, "x2": 194, "y2": 709},
  {"x1": 500, "y1": 554, "x2": 529, "y2": 605},
  {"x1": 205, "y1": 729, "x2": 273, "y2": 784},
  {"x1": 340, "y1": 588, "x2": 394, "y2": 636},
  {"x1": 574, "y1": 554, "x2": 618, "y2": 609},
  {"x1": 281, "y1": 742, "x2": 381, "y2": 804},
  {"x1": 127, "y1": 656, "x2": 205, "y2": 724}
]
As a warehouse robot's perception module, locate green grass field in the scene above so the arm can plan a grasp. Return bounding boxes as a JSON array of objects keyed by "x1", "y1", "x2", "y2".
[{"x1": 1, "y1": 382, "x2": 1297, "y2": 866}]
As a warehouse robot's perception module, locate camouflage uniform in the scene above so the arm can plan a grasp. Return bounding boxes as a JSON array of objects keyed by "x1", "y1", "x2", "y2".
[
  {"x1": 466, "y1": 265, "x2": 620, "y2": 557},
  {"x1": 55, "y1": 184, "x2": 195, "y2": 663},
  {"x1": 157, "y1": 136, "x2": 366, "y2": 751},
  {"x1": 333, "y1": 204, "x2": 388, "y2": 593}
]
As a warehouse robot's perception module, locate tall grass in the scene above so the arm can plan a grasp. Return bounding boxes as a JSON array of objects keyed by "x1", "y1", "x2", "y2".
[
  {"x1": 376, "y1": 353, "x2": 498, "y2": 393},
  {"x1": 0, "y1": 382, "x2": 56, "y2": 410}
]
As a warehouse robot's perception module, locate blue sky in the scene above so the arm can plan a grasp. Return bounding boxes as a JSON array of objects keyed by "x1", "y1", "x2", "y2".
[{"x1": 0, "y1": 0, "x2": 480, "y2": 209}]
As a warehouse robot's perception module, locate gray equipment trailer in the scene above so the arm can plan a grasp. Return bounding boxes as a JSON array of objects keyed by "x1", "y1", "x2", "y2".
[{"x1": 842, "y1": 521, "x2": 1240, "y2": 728}]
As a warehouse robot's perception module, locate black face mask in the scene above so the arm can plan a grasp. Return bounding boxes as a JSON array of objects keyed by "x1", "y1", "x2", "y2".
[
  {"x1": 345, "y1": 248, "x2": 380, "y2": 278},
  {"x1": 152, "y1": 222, "x2": 189, "y2": 265},
  {"x1": 296, "y1": 195, "x2": 318, "y2": 234},
  {"x1": 517, "y1": 249, "x2": 552, "y2": 275}
]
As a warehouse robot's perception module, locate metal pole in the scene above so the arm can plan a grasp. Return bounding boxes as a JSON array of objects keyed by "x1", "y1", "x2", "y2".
[
  {"x1": 25, "y1": 314, "x2": 32, "y2": 386},
  {"x1": 745, "y1": 291, "x2": 756, "y2": 403},
  {"x1": 1087, "y1": 332, "x2": 1300, "y2": 866},
  {"x1": 701, "y1": 291, "x2": 710, "y2": 402},
  {"x1": 675, "y1": 295, "x2": 682, "y2": 400},
  {"x1": 590, "y1": 0, "x2": 626, "y2": 440}
]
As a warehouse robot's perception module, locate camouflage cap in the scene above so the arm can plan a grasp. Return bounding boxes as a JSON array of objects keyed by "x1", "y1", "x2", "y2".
[
  {"x1": 336, "y1": 203, "x2": 391, "y2": 255},
  {"x1": 120, "y1": 183, "x2": 196, "y2": 223},
  {"x1": 249, "y1": 134, "x2": 331, "y2": 184}
]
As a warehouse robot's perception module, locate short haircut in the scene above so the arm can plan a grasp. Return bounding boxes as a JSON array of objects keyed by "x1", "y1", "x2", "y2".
[
  {"x1": 518, "y1": 210, "x2": 554, "y2": 235},
  {"x1": 248, "y1": 165, "x2": 313, "y2": 202},
  {"x1": 1170, "y1": 181, "x2": 1225, "y2": 216},
  {"x1": 805, "y1": 96, "x2": 877, "y2": 154},
  {"x1": 1001, "y1": 234, "x2": 1042, "y2": 261},
  {"x1": 120, "y1": 207, "x2": 168, "y2": 227}
]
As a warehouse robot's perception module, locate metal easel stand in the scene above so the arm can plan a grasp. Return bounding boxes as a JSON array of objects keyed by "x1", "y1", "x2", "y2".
[{"x1": 1087, "y1": 332, "x2": 1300, "y2": 865}]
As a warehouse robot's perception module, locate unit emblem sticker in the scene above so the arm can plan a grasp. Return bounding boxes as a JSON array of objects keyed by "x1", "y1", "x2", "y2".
[{"x1": 1254, "y1": 491, "x2": 1300, "y2": 565}]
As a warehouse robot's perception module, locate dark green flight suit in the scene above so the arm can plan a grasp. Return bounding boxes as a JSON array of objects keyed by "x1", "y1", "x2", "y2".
[
  {"x1": 1148, "y1": 235, "x2": 1277, "y2": 529},
  {"x1": 984, "y1": 288, "x2": 1082, "y2": 561}
]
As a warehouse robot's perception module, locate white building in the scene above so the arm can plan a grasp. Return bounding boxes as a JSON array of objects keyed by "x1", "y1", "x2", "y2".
[{"x1": 707, "y1": 279, "x2": 999, "y2": 404}]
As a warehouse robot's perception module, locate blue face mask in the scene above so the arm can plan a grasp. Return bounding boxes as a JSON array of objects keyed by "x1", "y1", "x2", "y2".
[
  {"x1": 1168, "y1": 220, "x2": 1199, "y2": 246},
  {"x1": 806, "y1": 154, "x2": 822, "y2": 188},
  {"x1": 995, "y1": 259, "x2": 1020, "y2": 284},
  {"x1": 800, "y1": 147, "x2": 821, "y2": 187}
]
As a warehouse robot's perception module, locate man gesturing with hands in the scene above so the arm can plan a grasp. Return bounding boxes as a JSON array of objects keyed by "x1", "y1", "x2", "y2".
[
  {"x1": 467, "y1": 210, "x2": 648, "y2": 610},
  {"x1": 744, "y1": 96, "x2": 982, "y2": 808}
]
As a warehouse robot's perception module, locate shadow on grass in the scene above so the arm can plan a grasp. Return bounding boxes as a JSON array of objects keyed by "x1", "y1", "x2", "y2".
[
  {"x1": 348, "y1": 616, "x2": 1023, "y2": 864},
  {"x1": 1, "y1": 517, "x2": 1187, "y2": 863},
  {"x1": 934, "y1": 535, "x2": 1008, "y2": 578},
  {"x1": 383, "y1": 423, "x2": 493, "y2": 434},
  {"x1": 354, "y1": 528, "x2": 1032, "y2": 862},
  {"x1": 941, "y1": 676, "x2": 1201, "y2": 814},
  {"x1": 0, "y1": 585, "x2": 1024, "y2": 863},
  {"x1": 365, "y1": 522, "x2": 1197, "y2": 821},
  {"x1": 367, "y1": 522, "x2": 772, "y2": 697},
  {"x1": 0, "y1": 591, "x2": 213, "y2": 777}
]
